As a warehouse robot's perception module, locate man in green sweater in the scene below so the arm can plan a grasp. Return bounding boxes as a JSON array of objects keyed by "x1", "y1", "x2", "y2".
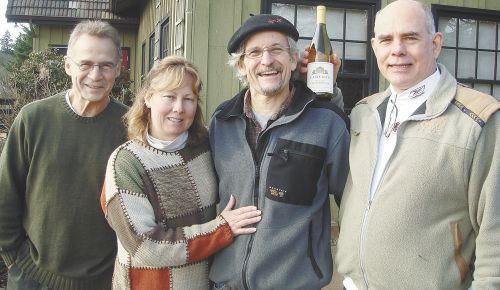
[{"x1": 0, "y1": 20, "x2": 127, "y2": 290}]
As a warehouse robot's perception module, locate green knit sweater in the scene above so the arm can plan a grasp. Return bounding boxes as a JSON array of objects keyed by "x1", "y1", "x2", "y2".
[{"x1": 0, "y1": 92, "x2": 127, "y2": 290}]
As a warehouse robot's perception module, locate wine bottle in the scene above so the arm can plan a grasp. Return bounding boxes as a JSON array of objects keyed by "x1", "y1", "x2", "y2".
[{"x1": 307, "y1": 5, "x2": 334, "y2": 97}]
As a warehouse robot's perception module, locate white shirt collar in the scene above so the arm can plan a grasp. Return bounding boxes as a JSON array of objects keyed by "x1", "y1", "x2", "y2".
[
  {"x1": 65, "y1": 90, "x2": 77, "y2": 113},
  {"x1": 389, "y1": 68, "x2": 441, "y2": 101}
]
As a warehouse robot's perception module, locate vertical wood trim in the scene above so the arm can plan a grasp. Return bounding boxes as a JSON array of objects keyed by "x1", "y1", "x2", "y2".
[{"x1": 188, "y1": 0, "x2": 209, "y2": 120}]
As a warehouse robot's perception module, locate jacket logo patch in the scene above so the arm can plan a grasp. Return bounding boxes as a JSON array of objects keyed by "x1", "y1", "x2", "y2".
[
  {"x1": 269, "y1": 186, "x2": 286, "y2": 198},
  {"x1": 416, "y1": 116, "x2": 445, "y2": 134}
]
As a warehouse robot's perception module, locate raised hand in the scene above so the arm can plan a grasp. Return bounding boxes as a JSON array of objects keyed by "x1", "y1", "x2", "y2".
[{"x1": 300, "y1": 47, "x2": 342, "y2": 83}]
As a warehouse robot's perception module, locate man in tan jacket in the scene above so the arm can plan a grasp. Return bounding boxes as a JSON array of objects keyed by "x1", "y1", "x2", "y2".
[{"x1": 334, "y1": 0, "x2": 500, "y2": 289}]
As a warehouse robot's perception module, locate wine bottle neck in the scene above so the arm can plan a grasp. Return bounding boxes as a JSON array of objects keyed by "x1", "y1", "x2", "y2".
[{"x1": 317, "y1": 6, "x2": 326, "y2": 24}]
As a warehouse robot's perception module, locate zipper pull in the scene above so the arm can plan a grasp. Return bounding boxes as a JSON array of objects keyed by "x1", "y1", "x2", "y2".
[{"x1": 266, "y1": 149, "x2": 288, "y2": 161}]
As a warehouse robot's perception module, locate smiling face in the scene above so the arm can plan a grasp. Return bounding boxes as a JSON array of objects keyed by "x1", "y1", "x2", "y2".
[
  {"x1": 145, "y1": 74, "x2": 198, "y2": 141},
  {"x1": 371, "y1": 0, "x2": 442, "y2": 93},
  {"x1": 64, "y1": 34, "x2": 120, "y2": 109},
  {"x1": 238, "y1": 31, "x2": 297, "y2": 99}
]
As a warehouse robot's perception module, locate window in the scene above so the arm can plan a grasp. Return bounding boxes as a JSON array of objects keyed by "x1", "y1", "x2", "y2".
[
  {"x1": 49, "y1": 45, "x2": 68, "y2": 55},
  {"x1": 0, "y1": 98, "x2": 14, "y2": 116},
  {"x1": 120, "y1": 47, "x2": 130, "y2": 71},
  {"x1": 160, "y1": 18, "x2": 170, "y2": 58},
  {"x1": 141, "y1": 42, "x2": 146, "y2": 77},
  {"x1": 149, "y1": 33, "x2": 155, "y2": 71},
  {"x1": 434, "y1": 5, "x2": 500, "y2": 98},
  {"x1": 263, "y1": 0, "x2": 380, "y2": 113},
  {"x1": 174, "y1": 0, "x2": 185, "y2": 55}
]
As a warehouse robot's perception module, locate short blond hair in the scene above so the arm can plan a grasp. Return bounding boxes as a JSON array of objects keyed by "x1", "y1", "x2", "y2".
[{"x1": 125, "y1": 56, "x2": 206, "y2": 145}]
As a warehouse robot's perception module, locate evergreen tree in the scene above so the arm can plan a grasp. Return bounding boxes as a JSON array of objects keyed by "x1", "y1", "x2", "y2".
[
  {"x1": 12, "y1": 25, "x2": 33, "y2": 67},
  {"x1": 0, "y1": 31, "x2": 13, "y2": 54}
]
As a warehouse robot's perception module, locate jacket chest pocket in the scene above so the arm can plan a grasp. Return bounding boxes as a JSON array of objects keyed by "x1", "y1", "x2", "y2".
[{"x1": 265, "y1": 138, "x2": 326, "y2": 206}]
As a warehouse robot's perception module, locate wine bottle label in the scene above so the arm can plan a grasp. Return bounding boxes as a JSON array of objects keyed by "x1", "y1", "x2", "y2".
[{"x1": 307, "y1": 62, "x2": 334, "y2": 94}]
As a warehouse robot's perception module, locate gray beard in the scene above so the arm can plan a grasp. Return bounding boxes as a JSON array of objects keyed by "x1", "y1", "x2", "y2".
[{"x1": 260, "y1": 79, "x2": 285, "y2": 97}]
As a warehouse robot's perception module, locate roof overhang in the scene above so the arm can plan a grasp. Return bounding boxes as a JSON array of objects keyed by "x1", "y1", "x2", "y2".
[
  {"x1": 6, "y1": 0, "x2": 139, "y2": 29},
  {"x1": 6, "y1": 15, "x2": 138, "y2": 29},
  {"x1": 110, "y1": 0, "x2": 144, "y2": 17}
]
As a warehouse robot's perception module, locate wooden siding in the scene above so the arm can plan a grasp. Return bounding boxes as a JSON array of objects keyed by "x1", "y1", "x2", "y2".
[{"x1": 199, "y1": 0, "x2": 260, "y2": 118}]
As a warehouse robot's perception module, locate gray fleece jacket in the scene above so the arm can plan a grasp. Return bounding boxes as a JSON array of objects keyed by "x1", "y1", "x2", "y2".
[{"x1": 208, "y1": 80, "x2": 349, "y2": 290}]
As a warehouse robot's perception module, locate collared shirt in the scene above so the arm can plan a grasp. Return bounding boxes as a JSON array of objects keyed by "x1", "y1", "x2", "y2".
[
  {"x1": 369, "y1": 68, "x2": 441, "y2": 200},
  {"x1": 243, "y1": 85, "x2": 295, "y2": 152}
]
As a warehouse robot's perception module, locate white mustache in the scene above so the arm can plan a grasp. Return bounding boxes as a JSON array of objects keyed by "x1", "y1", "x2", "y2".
[{"x1": 256, "y1": 67, "x2": 282, "y2": 74}]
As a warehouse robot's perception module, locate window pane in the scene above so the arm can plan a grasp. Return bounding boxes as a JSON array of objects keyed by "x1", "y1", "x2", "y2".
[
  {"x1": 439, "y1": 17, "x2": 457, "y2": 47},
  {"x1": 297, "y1": 39, "x2": 310, "y2": 52},
  {"x1": 332, "y1": 41, "x2": 344, "y2": 59},
  {"x1": 474, "y1": 83, "x2": 491, "y2": 95},
  {"x1": 344, "y1": 42, "x2": 366, "y2": 73},
  {"x1": 477, "y1": 51, "x2": 495, "y2": 80},
  {"x1": 457, "y1": 50, "x2": 476, "y2": 78},
  {"x1": 478, "y1": 21, "x2": 496, "y2": 50},
  {"x1": 338, "y1": 78, "x2": 366, "y2": 112},
  {"x1": 497, "y1": 53, "x2": 500, "y2": 80},
  {"x1": 326, "y1": 8, "x2": 344, "y2": 39},
  {"x1": 439, "y1": 48, "x2": 456, "y2": 76},
  {"x1": 272, "y1": 3, "x2": 295, "y2": 24},
  {"x1": 498, "y1": 24, "x2": 500, "y2": 49},
  {"x1": 458, "y1": 19, "x2": 477, "y2": 48},
  {"x1": 493, "y1": 85, "x2": 500, "y2": 100},
  {"x1": 297, "y1": 5, "x2": 315, "y2": 38},
  {"x1": 345, "y1": 9, "x2": 367, "y2": 41}
]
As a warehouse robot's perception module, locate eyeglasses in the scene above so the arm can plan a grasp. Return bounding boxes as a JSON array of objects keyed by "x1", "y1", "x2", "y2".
[
  {"x1": 68, "y1": 57, "x2": 117, "y2": 73},
  {"x1": 384, "y1": 96, "x2": 399, "y2": 138},
  {"x1": 243, "y1": 45, "x2": 290, "y2": 59}
]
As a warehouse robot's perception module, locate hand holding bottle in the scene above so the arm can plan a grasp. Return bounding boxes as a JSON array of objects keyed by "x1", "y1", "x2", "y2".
[{"x1": 300, "y1": 47, "x2": 341, "y2": 85}]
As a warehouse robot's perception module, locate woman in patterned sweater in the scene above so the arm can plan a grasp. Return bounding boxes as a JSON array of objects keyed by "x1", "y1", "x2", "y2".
[{"x1": 101, "y1": 56, "x2": 261, "y2": 290}]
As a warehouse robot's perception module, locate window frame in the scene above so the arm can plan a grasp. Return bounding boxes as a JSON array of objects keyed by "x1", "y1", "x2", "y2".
[
  {"x1": 149, "y1": 32, "x2": 155, "y2": 72},
  {"x1": 433, "y1": 4, "x2": 500, "y2": 95},
  {"x1": 141, "y1": 41, "x2": 146, "y2": 78},
  {"x1": 49, "y1": 45, "x2": 68, "y2": 55},
  {"x1": 160, "y1": 17, "x2": 170, "y2": 59}
]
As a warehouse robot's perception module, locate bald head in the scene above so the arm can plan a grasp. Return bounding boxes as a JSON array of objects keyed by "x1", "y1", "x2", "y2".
[
  {"x1": 375, "y1": 0, "x2": 436, "y2": 38},
  {"x1": 371, "y1": 0, "x2": 443, "y2": 92}
]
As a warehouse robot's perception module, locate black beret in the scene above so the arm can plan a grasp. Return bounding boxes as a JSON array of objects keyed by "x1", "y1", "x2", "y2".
[{"x1": 227, "y1": 14, "x2": 299, "y2": 54}]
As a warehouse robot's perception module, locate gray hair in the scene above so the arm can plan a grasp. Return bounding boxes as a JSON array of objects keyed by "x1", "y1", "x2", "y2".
[
  {"x1": 227, "y1": 36, "x2": 298, "y2": 87},
  {"x1": 67, "y1": 20, "x2": 121, "y2": 59}
]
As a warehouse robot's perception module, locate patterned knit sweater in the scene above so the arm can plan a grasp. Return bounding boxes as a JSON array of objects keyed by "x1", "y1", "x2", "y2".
[{"x1": 102, "y1": 139, "x2": 233, "y2": 290}]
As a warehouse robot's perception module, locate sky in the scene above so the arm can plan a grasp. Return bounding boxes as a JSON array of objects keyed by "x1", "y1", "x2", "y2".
[{"x1": 1, "y1": 2, "x2": 24, "y2": 41}]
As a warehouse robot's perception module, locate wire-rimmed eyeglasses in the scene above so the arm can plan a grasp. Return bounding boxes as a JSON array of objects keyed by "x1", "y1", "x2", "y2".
[
  {"x1": 68, "y1": 57, "x2": 117, "y2": 73},
  {"x1": 384, "y1": 96, "x2": 399, "y2": 138},
  {"x1": 243, "y1": 45, "x2": 290, "y2": 59}
]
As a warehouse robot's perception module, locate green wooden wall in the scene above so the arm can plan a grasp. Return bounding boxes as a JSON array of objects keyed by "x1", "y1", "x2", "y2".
[{"x1": 134, "y1": 0, "x2": 260, "y2": 122}]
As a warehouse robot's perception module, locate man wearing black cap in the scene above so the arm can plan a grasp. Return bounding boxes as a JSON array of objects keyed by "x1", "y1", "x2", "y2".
[{"x1": 208, "y1": 14, "x2": 350, "y2": 290}]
